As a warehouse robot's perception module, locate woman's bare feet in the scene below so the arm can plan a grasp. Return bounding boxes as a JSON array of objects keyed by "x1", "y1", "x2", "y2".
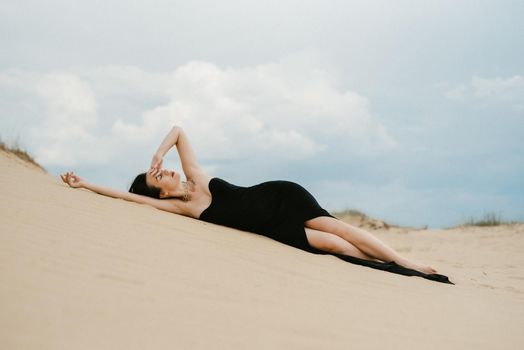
[{"x1": 396, "y1": 257, "x2": 437, "y2": 274}]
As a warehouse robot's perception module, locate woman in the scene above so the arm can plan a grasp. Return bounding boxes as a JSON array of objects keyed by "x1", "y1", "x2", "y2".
[{"x1": 61, "y1": 126, "x2": 451, "y2": 283}]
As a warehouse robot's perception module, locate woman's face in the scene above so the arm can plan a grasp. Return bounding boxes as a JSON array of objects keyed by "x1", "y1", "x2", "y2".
[{"x1": 145, "y1": 169, "x2": 181, "y2": 196}]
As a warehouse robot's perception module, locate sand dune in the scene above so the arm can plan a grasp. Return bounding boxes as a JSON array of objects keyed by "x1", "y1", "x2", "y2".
[{"x1": 1, "y1": 150, "x2": 523, "y2": 349}]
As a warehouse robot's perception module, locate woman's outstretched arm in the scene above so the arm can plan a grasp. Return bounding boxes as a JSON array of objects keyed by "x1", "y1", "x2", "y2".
[
  {"x1": 150, "y1": 126, "x2": 204, "y2": 180},
  {"x1": 60, "y1": 172, "x2": 178, "y2": 213}
]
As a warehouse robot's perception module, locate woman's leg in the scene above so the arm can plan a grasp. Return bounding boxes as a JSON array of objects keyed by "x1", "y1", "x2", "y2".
[
  {"x1": 304, "y1": 227, "x2": 379, "y2": 261},
  {"x1": 305, "y1": 216, "x2": 437, "y2": 274}
]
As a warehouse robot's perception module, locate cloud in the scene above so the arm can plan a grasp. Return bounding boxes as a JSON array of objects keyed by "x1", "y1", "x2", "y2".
[
  {"x1": 114, "y1": 60, "x2": 397, "y2": 161},
  {"x1": 0, "y1": 69, "x2": 106, "y2": 165},
  {"x1": 443, "y1": 75, "x2": 524, "y2": 107},
  {"x1": 471, "y1": 75, "x2": 524, "y2": 99},
  {"x1": 0, "y1": 59, "x2": 397, "y2": 170},
  {"x1": 32, "y1": 72, "x2": 107, "y2": 165}
]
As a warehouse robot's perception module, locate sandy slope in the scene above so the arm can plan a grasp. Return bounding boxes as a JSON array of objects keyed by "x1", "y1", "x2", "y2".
[{"x1": 1, "y1": 150, "x2": 523, "y2": 350}]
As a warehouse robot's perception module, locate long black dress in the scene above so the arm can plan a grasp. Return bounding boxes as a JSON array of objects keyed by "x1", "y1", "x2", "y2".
[{"x1": 199, "y1": 178, "x2": 453, "y2": 284}]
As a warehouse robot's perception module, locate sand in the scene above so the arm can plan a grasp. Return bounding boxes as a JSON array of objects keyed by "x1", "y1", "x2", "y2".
[{"x1": 1, "y1": 150, "x2": 523, "y2": 349}]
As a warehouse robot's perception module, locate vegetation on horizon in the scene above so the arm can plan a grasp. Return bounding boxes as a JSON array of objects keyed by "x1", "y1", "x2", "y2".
[
  {"x1": 461, "y1": 212, "x2": 519, "y2": 227},
  {"x1": 333, "y1": 208, "x2": 397, "y2": 229},
  {"x1": 0, "y1": 138, "x2": 45, "y2": 171}
]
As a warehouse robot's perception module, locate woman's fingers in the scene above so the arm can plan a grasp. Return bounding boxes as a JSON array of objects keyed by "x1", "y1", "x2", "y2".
[
  {"x1": 150, "y1": 154, "x2": 163, "y2": 171},
  {"x1": 60, "y1": 173, "x2": 70, "y2": 183},
  {"x1": 150, "y1": 159, "x2": 157, "y2": 169},
  {"x1": 60, "y1": 173, "x2": 70, "y2": 186},
  {"x1": 148, "y1": 167, "x2": 160, "y2": 177},
  {"x1": 60, "y1": 171, "x2": 82, "y2": 188}
]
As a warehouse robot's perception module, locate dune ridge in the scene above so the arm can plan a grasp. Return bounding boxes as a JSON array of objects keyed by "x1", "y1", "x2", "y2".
[{"x1": 1, "y1": 150, "x2": 523, "y2": 349}]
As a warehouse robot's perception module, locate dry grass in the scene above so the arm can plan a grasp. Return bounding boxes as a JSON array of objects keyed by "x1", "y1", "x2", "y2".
[
  {"x1": 332, "y1": 208, "x2": 397, "y2": 230},
  {"x1": 0, "y1": 139, "x2": 45, "y2": 172},
  {"x1": 462, "y1": 212, "x2": 519, "y2": 227}
]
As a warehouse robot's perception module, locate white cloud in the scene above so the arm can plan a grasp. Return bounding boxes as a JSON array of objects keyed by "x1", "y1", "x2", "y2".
[
  {"x1": 36, "y1": 73, "x2": 97, "y2": 126},
  {"x1": 1, "y1": 59, "x2": 397, "y2": 169},
  {"x1": 471, "y1": 75, "x2": 524, "y2": 99},
  {"x1": 113, "y1": 60, "x2": 397, "y2": 161},
  {"x1": 30, "y1": 72, "x2": 108, "y2": 165},
  {"x1": 443, "y1": 75, "x2": 524, "y2": 105},
  {"x1": 0, "y1": 69, "x2": 108, "y2": 165}
]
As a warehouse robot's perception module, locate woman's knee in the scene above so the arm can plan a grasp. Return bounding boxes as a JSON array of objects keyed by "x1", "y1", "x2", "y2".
[
  {"x1": 305, "y1": 228, "x2": 352, "y2": 254},
  {"x1": 305, "y1": 227, "x2": 376, "y2": 259}
]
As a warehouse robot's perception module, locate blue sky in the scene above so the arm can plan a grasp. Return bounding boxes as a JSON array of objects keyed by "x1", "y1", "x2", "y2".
[{"x1": 1, "y1": 0, "x2": 523, "y2": 227}]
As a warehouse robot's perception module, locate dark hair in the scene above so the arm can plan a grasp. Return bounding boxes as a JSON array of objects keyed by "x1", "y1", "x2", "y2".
[{"x1": 129, "y1": 172, "x2": 161, "y2": 198}]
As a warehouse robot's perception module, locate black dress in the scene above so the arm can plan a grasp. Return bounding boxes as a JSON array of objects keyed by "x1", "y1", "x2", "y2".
[
  {"x1": 199, "y1": 177, "x2": 333, "y2": 253},
  {"x1": 199, "y1": 178, "x2": 453, "y2": 284}
]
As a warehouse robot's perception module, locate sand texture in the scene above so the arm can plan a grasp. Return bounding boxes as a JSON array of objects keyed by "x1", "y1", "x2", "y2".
[{"x1": 1, "y1": 150, "x2": 523, "y2": 349}]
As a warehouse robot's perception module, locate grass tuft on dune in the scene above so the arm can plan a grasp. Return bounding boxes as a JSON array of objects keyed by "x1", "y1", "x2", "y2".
[
  {"x1": 0, "y1": 138, "x2": 45, "y2": 172},
  {"x1": 461, "y1": 212, "x2": 520, "y2": 227}
]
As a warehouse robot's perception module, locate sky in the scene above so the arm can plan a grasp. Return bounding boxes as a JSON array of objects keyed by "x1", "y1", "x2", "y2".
[{"x1": 1, "y1": 0, "x2": 523, "y2": 227}]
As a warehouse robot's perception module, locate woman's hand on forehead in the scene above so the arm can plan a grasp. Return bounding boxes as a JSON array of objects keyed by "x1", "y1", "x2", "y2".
[
  {"x1": 148, "y1": 167, "x2": 162, "y2": 178},
  {"x1": 150, "y1": 154, "x2": 163, "y2": 172}
]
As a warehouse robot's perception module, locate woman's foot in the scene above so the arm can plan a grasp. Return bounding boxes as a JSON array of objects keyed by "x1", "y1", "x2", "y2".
[{"x1": 396, "y1": 258, "x2": 437, "y2": 274}]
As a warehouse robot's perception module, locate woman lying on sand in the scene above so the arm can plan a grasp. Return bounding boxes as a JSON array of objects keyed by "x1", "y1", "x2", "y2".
[{"x1": 61, "y1": 125, "x2": 444, "y2": 278}]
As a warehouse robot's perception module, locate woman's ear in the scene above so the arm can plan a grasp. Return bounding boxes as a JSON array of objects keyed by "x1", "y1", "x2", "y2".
[{"x1": 159, "y1": 191, "x2": 170, "y2": 199}]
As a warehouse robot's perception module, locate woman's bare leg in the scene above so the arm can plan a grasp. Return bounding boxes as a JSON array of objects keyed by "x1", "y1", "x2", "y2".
[
  {"x1": 304, "y1": 227, "x2": 380, "y2": 261},
  {"x1": 305, "y1": 216, "x2": 437, "y2": 274}
]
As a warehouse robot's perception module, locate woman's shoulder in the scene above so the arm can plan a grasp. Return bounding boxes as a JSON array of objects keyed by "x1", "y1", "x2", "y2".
[
  {"x1": 191, "y1": 175, "x2": 226, "y2": 197},
  {"x1": 201, "y1": 177, "x2": 226, "y2": 193}
]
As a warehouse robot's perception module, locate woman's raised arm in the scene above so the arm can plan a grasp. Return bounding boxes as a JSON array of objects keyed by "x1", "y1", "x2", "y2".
[
  {"x1": 150, "y1": 126, "x2": 204, "y2": 180},
  {"x1": 60, "y1": 172, "x2": 177, "y2": 213}
]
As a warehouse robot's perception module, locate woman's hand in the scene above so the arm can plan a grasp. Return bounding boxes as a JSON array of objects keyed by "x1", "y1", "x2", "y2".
[
  {"x1": 60, "y1": 171, "x2": 86, "y2": 189},
  {"x1": 149, "y1": 153, "x2": 163, "y2": 177}
]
